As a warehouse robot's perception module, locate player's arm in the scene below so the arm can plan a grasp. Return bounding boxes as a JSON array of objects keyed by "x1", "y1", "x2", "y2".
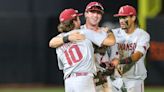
[
  {"x1": 111, "y1": 51, "x2": 143, "y2": 66},
  {"x1": 86, "y1": 28, "x2": 116, "y2": 47},
  {"x1": 126, "y1": 32, "x2": 150, "y2": 64},
  {"x1": 131, "y1": 51, "x2": 143, "y2": 62},
  {"x1": 102, "y1": 31, "x2": 116, "y2": 46},
  {"x1": 120, "y1": 51, "x2": 143, "y2": 64},
  {"x1": 49, "y1": 36, "x2": 65, "y2": 48},
  {"x1": 99, "y1": 27, "x2": 116, "y2": 46},
  {"x1": 49, "y1": 32, "x2": 85, "y2": 48}
]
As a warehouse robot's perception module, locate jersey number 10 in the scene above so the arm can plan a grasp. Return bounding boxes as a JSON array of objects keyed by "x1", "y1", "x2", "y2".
[{"x1": 64, "y1": 45, "x2": 83, "y2": 66}]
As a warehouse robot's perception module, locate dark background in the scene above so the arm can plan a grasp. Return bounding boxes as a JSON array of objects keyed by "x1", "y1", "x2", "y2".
[{"x1": 0, "y1": 0, "x2": 164, "y2": 86}]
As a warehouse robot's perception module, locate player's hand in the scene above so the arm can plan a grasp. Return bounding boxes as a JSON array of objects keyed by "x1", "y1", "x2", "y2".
[
  {"x1": 111, "y1": 58, "x2": 120, "y2": 66},
  {"x1": 101, "y1": 27, "x2": 111, "y2": 33},
  {"x1": 107, "y1": 63, "x2": 115, "y2": 69},
  {"x1": 68, "y1": 32, "x2": 85, "y2": 42}
]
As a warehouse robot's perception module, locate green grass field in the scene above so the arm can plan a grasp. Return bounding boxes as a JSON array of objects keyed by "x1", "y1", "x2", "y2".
[{"x1": 0, "y1": 87, "x2": 164, "y2": 92}]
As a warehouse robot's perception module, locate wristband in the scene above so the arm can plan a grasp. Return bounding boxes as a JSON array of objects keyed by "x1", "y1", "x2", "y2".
[
  {"x1": 120, "y1": 57, "x2": 132, "y2": 64},
  {"x1": 63, "y1": 35, "x2": 70, "y2": 43}
]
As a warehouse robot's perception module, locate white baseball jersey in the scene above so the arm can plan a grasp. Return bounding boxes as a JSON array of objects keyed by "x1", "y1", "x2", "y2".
[
  {"x1": 56, "y1": 28, "x2": 107, "y2": 79},
  {"x1": 112, "y1": 28, "x2": 150, "y2": 80},
  {"x1": 81, "y1": 25, "x2": 108, "y2": 68},
  {"x1": 81, "y1": 25, "x2": 116, "y2": 92},
  {"x1": 81, "y1": 25, "x2": 119, "y2": 66}
]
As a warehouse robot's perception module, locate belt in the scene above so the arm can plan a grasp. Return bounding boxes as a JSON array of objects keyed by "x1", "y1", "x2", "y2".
[{"x1": 65, "y1": 72, "x2": 92, "y2": 79}]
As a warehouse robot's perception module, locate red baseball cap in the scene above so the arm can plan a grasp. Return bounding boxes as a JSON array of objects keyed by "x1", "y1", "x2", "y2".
[
  {"x1": 59, "y1": 8, "x2": 83, "y2": 22},
  {"x1": 114, "y1": 5, "x2": 136, "y2": 17},
  {"x1": 85, "y1": 1, "x2": 104, "y2": 14}
]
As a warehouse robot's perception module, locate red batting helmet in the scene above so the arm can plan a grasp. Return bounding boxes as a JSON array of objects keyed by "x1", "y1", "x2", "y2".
[
  {"x1": 114, "y1": 5, "x2": 136, "y2": 17},
  {"x1": 59, "y1": 8, "x2": 83, "y2": 22},
  {"x1": 85, "y1": 1, "x2": 104, "y2": 14}
]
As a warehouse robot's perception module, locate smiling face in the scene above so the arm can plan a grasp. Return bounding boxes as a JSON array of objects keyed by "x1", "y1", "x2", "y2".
[{"x1": 85, "y1": 10, "x2": 102, "y2": 26}]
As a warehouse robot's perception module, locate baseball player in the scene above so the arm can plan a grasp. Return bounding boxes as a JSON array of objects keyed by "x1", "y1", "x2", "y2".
[
  {"x1": 81, "y1": 1, "x2": 115, "y2": 92},
  {"x1": 110, "y1": 5, "x2": 150, "y2": 92},
  {"x1": 49, "y1": 8, "x2": 115, "y2": 92}
]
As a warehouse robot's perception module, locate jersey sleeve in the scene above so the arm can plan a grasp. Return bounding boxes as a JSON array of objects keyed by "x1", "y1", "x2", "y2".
[
  {"x1": 81, "y1": 29, "x2": 107, "y2": 47},
  {"x1": 135, "y1": 32, "x2": 150, "y2": 54},
  {"x1": 57, "y1": 56, "x2": 64, "y2": 70},
  {"x1": 56, "y1": 49, "x2": 64, "y2": 70}
]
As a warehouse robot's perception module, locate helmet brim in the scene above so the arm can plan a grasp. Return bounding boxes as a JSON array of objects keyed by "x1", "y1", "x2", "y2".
[
  {"x1": 77, "y1": 13, "x2": 83, "y2": 17},
  {"x1": 114, "y1": 13, "x2": 135, "y2": 17},
  {"x1": 87, "y1": 9, "x2": 104, "y2": 14}
]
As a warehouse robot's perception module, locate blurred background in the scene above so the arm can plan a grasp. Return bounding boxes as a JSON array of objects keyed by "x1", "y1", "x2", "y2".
[{"x1": 0, "y1": 0, "x2": 164, "y2": 92}]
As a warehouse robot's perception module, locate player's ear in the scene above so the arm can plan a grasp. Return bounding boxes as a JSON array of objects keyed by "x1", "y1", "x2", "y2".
[
  {"x1": 132, "y1": 16, "x2": 136, "y2": 22},
  {"x1": 84, "y1": 12, "x2": 88, "y2": 18}
]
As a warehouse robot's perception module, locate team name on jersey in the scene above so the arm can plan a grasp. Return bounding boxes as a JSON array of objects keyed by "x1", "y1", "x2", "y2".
[{"x1": 118, "y1": 43, "x2": 136, "y2": 51}]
